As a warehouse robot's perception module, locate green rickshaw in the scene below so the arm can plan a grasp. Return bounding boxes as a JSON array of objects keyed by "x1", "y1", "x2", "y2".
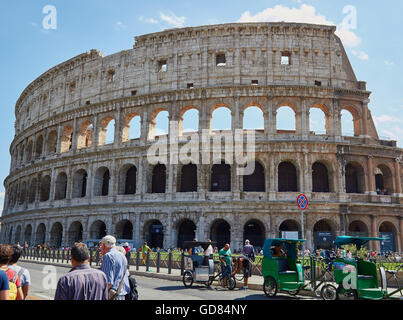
[
  {"x1": 262, "y1": 238, "x2": 305, "y2": 297},
  {"x1": 321, "y1": 236, "x2": 387, "y2": 300}
]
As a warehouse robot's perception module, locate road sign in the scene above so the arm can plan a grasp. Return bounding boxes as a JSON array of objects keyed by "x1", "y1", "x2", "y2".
[{"x1": 297, "y1": 194, "x2": 309, "y2": 210}]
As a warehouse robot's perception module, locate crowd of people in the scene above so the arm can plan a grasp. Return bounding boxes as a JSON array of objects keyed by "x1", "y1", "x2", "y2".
[{"x1": 0, "y1": 235, "x2": 138, "y2": 301}]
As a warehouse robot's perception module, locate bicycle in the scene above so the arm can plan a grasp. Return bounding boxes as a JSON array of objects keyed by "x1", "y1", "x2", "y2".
[{"x1": 210, "y1": 261, "x2": 236, "y2": 290}]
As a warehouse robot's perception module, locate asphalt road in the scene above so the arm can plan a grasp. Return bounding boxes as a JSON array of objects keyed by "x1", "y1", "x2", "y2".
[{"x1": 19, "y1": 261, "x2": 319, "y2": 300}]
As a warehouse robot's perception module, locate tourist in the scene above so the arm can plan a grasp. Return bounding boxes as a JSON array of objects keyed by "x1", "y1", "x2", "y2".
[
  {"x1": 141, "y1": 242, "x2": 151, "y2": 265},
  {"x1": 218, "y1": 243, "x2": 232, "y2": 289},
  {"x1": 0, "y1": 244, "x2": 23, "y2": 300},
  {"x1": 100, "y1": 235, "x2": 130, "y2": 300},
  {"x1": 123, "y1": 242, "x2": 131, "y2": 265},
  {"x1": 55, "y1": 242, "x2": 108, "y2": 300},
  {"x1": 8, "y1": 245, "x2": 31, "y2": 299},
  {"x1": 0, "y1": 270, "x2": 9, "y2": 300},
  {"x1": 240, "y1": 240, "x2": 255, "y2": 290}
]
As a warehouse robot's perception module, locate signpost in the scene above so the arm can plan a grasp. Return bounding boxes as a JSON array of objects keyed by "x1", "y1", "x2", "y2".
[{"x1": 297, "y1": 194, "x2": 309, "y2": 269}]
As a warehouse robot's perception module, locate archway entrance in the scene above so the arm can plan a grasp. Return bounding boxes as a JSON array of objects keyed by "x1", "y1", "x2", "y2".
[
  {"x1": 144, "y1": 220, "x2": 164, "y2": 249},
  {"x1": 379, "y1": 222, "x2": 397, "y2": 254},
  {"x1": 243, "y1": 220, "x2": 265, "y2": 249},
  {"x1": 68, "y1": 222, "x2": 83, "y2": 245},
  {"x1": 313, "y1": 220, "x2": 334, "y2": 250},
  {"x1": 89, "y1": 220, "x2": 107, "y2": 239},
  {"x1": 50, "y1": 223, "x2": 63, "y2": 248},
  {"x1": 35, "y1": 224, "x2": 46, "y2": 245},
  {"x1": 279, "y1": 220, "x2": 300, "y2": 239},
  {"x1": 210, "y1": 219, "x2": 231, "y2": 249},
  {"x1": 115, "y1": 220, "x2": 133, "y2": 240},
  {"x1": 177, "y1": 219, "x2": 196, "y2": 249},
  {"x1": 348, "y1": 221, "x2": 369, "y2": 237}
]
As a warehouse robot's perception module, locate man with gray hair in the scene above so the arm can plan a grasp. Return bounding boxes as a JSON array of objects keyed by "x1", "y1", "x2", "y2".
[{"x1": 100, "y1": 235, "x2": 130, "y2": 300}]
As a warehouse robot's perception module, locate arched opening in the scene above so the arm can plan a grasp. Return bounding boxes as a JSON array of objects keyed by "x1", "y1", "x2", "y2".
[
  {"x1": 379, "y1": 221, "x2": 397, "y2": 254},
  {"x1": 312, "y1": 162, "x2": 330, "y2": 193},
  {"x1": 180, "y1": 108, "x2": 199, "y2": 135},
  {"x1": 313, "y1": 220, "x2": 334, "y2": 250},
  {"x1": 309, "y1": 107, "x2": 328, "y2": 135},
  {"x1": 94, "y1": 167, "x2": 110, "y2": 196},
  {"x1": 279, "y1": 220, "x2": 300, "y2": 239},
  {"x1": 127, "y1": 115, "x2": 141, "y2": 140},
  {"x1": 72, "y1": 169, "x2": 88, "y2": 198},
  {"x1": 152, "y1": 164, "x2": 166, "y2": 194},
  {"x1": 61, "y1": 125, "x2": 73, "y2": 153},
  {"x1": 345, "y1": 162, "x2": 365, "y2": 194},
  {"x1": 19, "y1": 181, "x2": 27, "y2": 205},
  {"x1": 24, "y1": 225, "x2": 32, "y2": 245},
  {"x1": 210, "y1": 219, "x2": 231, "y2": 250},
  {"x1": 26, "y1": 141, "x2": 33, "y2": 162},
  {"x1": 35, "y1": 223, "x2": 46, "y2": 245},
  {"x1": 99, "y1": 117, "x2": 115, "y2": 146},
  {"x1": 180, "y1": 164, "x2": 198, "y2": 192},
  {"x1": 243, "y1": 106, "x2": 264, "y2": 130},
  {"x1": 15, "y1": 226, "x2": 21, "y2": 244},
  {"x1": 348, "y1": 221, "x2": 369, "y2": 237},
  {"x1": 55, "y1": 172, "x2": 67, "y2": 200},
  {"x1": 278, "y1": 161, "x2": 298, "y2": 192},
  {"x1": 211, "y1": 107, "x2": 232, "y2": 131},
  {"x1": 144, "y1": 220, "x2": 164, "y2": 249},
  {"x1": 211, "y1": 161, "x2": 231, "y2": 192},
  {"x1": 8, "y1": 227, "x2": 13, "y2": 244},
  {"x1": 39, "y1": 175, "x2": 51, "y2": 202},
  {"x1": 177, "y1": 219, "x2": 196, "y2": 249},
  {"x1": 50, "y1": 223, "x2": 63, "y2": 248},
  {"x1": 243, "y1": 220, "x2": 265, "y2": 249},
  {"x1": 68, "y1": 221, "x2": 83, "y2": 245},
  {"x1": 46, "y1": 130, "x2": 58, "y2": 155},
  {"x1": 341, "y1": 109, "x2": 356, "y2": 137},
  {"x1": 77, "y1": 121, "x2": 93, "y2": 149},
  {"x1": 35, "y1": 135, "x2": 44, "y2": 158},
  {"x1": 243, "y1": 161, "x2": 265, "y2": 192},
  {"x1": 115, "y1": 220, "x2": 133, "y2": 240},
  {"x1": 276, "y1": 106, "x2": 296, "y2": 133},
  {"x1": 119, "y1": 165, "x2": 137, "y2": 195},
  {"x1": 89, "y1": 220, "x2": 107, "y2": 239},
  {"x1": 376, "y1": 165, "x2": 394, "y2": 195}
]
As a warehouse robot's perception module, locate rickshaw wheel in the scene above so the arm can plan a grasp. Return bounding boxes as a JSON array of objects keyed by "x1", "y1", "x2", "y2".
[
  {"x1": 227, "y1": 276, "x2": 236, "y2": 291},
  {"x1": 289, "y1": 289, "x2": 300, "y2": 296},
  {"x1": 263, "y1": 277, "x2": 278, "y2": 297},
  {"x1": 205, "y1": 278, "x2": 214, "y2": 287},
  {"x1": 336, "y1": 286, "x2": 358, "y2": 300},
  {"x1": 182, "y1": 271, "x2": 194, "y2": 288},
  {"x1": 320, "y1": 284, "x2": 337, "y2": 300}
]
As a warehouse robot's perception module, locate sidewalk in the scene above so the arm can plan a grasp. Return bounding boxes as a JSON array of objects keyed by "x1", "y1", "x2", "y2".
[{"x1": 20, "y1": 257, "x2": 403, "y2": 300}]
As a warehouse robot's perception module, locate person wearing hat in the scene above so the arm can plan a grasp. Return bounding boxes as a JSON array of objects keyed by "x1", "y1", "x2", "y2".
[
  {"x1": 240, "y1": 240, "x2": 255, "y2": 290},
  {"x1": 100, "y1": 235, "x2": 130, "y2": 300},
  {"x1": 123, "y1": 242, "x2": 131, "y2": 265}
]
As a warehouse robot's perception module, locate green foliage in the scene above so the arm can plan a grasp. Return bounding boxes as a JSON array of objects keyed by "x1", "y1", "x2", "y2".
[{"x1": 344, "y1": 244, "x2": 369, "y2": 259}]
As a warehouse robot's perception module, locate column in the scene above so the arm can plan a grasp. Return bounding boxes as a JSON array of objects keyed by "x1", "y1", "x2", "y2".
[
  {"x1": 394, "y1": 159, "x2": 402, "y2": 196},
  {"x1": 71, "y1": 117, "x2": 78, "y2": 151},
  {"x1": 367, "y1": 156, "x2": 376, "y2": 195},
  {"x1": 113, "y1": 106, "x2": 122, "y2": 146},
  {"x1": 360, "y1": 100, "x2": 369, "y2": 137},
  {"x1": 92, "y1": 115, "x2": 99, "y2": 148},
  {"x1": 370, "y1": 215, "x2": 379, "y2": 252}
]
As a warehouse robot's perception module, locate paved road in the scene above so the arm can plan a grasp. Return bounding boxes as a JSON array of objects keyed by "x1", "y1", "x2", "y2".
[{"x1": 19, "y1": 261, "x2": 319, "y2": 300}]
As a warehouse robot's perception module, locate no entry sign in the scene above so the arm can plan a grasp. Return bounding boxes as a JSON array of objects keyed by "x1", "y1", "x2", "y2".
[{"x1": 297, "y1": 194, "x2": 309, "y2": 210}]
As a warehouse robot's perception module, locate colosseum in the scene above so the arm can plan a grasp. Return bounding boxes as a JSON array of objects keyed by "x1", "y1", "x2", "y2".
[{"x1": 0, "y1": 22, "x2": 402, "y2": 253}]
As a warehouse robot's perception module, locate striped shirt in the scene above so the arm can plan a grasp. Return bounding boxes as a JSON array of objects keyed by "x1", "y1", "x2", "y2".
[
  {"x1": 100, "y1": 247, "x2": 130, "y2": 296},
  {"x1": 54, "y1": 264, "x2": 108, "y2": 300}
]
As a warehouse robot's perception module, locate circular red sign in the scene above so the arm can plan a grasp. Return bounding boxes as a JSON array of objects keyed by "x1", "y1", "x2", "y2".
[{"x1": 297, "y1": 194, "x2": 309, "y2": 210}]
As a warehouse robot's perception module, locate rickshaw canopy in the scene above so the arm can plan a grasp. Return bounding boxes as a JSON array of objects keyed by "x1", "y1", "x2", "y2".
[
  {"x1": 263, "y1": 238, "x2": 306, "y2": 259},
  {"x1": 334, "y1": 236, "x2": 385, "y2": 249},
  {"x1": 183, "y1": 241, "x2": 215, "y2": 251}
]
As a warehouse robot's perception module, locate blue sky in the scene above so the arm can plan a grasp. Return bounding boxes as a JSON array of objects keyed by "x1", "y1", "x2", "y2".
[{"x1": 0, "y1": 0, "x2": 402, "y2": 210}]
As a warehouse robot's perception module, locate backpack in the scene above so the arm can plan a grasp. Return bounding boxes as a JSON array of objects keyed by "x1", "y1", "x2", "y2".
[
  {"x1": 125, "y1": 275, "x2": 139, "y2": 300},
  {"x1": 5, "y1": 269, "x2": 18, "y2": 300}
]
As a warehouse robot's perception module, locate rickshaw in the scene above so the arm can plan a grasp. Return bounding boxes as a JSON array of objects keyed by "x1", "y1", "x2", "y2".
[
  {"x1": 182, "y1": 241, "x2": 236, "y2": 290},
  {"x1": 262, "y1": 238, "x2": 305, "y2": 297},
  {"x1": 320, "y1": 236, "x2": 388, "y2": 300}
]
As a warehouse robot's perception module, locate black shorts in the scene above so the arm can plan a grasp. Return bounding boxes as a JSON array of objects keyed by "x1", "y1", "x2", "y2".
[{"x1": 242, "y1": 259, "x2": 252, "y2": 278}]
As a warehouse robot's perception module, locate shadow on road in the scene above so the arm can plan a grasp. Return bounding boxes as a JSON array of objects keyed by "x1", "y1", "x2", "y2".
[{"x1": 154, "y1": 285, "x2": 213, "y2": 292}]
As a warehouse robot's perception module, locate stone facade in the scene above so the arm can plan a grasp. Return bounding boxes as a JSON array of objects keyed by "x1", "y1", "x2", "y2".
[{"x1": 0, "y1": 22, "x2": 402, "y2": 252}]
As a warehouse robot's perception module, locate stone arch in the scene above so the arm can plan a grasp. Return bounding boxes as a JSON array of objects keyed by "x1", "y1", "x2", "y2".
[
  {"x1": 279, "y1": 219, "x2": 301, "y2": 238},
  {"x1": 211, "y1": 104, "x2": 232, "y2": 131},
  {"x1": 55, "y1": 172, "x2": 68, "y2": 200},
  {"x1": 149, "y1": 108, "x2": 169, "y2": 139},
  {"x1": 375, "y1": 163, "x2": 394, "y2": 194},
  {"x1": 348, "y1": 220, "x2": 369, "y2": 237},
  {"x1": 243, "y1": 219, "x2": 265, "y2": 249},
  {"x1": 313, "y1": 219, "x2": 335, "y2": 249},
  {"x1": 18, "y1": 181, "x2": 27, "y2": 205},
  {"x1": 210, "y1": 219, "x2": 231, "y2": 249},
  {"x1": 35, "y1": 135, "x2": 44, "y2": 158},
  {"x1": 15, "y1": 225, "x2": 22, "y2": 244},
  {"x1": 345, "y1": 162, "x2": 365, "y2": 194},
  {"x1": 312, "y1": 162, "x2": 330, "y2": 192},
  {"x1": 179, "y1": 106, "x2": 199, "y2": 135},
  {"x1": 93, "y1": 166, "x2": 110, "y2": 196},
  {"x1": 179, "y1": 163, "x2": 198, "y2": 192},
  {"x1": 28, "y1": 178, "x2": 38, "y2": 203},
  {"x1": 26, "y1": 140, "x2": 33, "y2": 162},
  {"x1": 278, "y1": 161, "x2": 298, "y2": 192},
  {"x1": 46, "y1": 130, "x2": 58, "y2": 155},
  {"x1": 211, "y1": 161, "x2": 231, "y2": 192},
  {"x1": 177, "y1": 219, "x2": 197, "y2": 249},
  {"x1": 276, "y1": 102, "x2": 297, "y2": 132},
  {"x1": 243, "y1": 161, "x2": 265, "y2": 192},
  {"x1": 143, "y1": 219, "x2": 164, "y2": 249},
  {"x1": 24, "y1": 225, "x2": 32, "y2": 245},
  {"x1": 61, "y1": 125, "x2": 73, "y2": 153},
  {"x1": 115, "y1": 220, "x2": 133, "y2": 240},
  {"x1": 310, "y1": 104, "x2": 330, "y2": 135},
  {"x1": 50, "y1": 222, "x2": 63, "y2": 248},
  {"x1": 98, "y1": 116, "x2": 115, "y2": 146},
  {"x1": 89, "y1": 220, "x2": 107, "y2": 239},
  {"x1": 243, "y1": 105, "x2": 264, "y2": 130},
  {"x1": 72, "y1": 169, "x2": 88, "y2": 198},
  {"x1": 118, "y1": 164, "x2": 137, "y2": 195},
  {"x1": 39, "y1": 175, "x2": 51, "y2": 202},
  {"x1": 378, "y1": 220, "x2": 398, "y2": 253},
  {"x1": 68, "y1": 221, "x2": 83, "y2": 245},
  {"x1": 77, "y1": 120, "x2": 94, "y2": 149},
  {"x1": 341, "y1": 105, "x2": 361, "y2": 137},
  {"x1": 151, "y1": 164, "x2": 166, "y2": 194},
  {"x1": 122, "y1": 113, "x2": 141, "y2": 142},
  {"x1": 35, "y1": 223, "x2": 46, "y2": 245},
  {"x1": 8, "y1": 227, "x2": 13, "y2": 244}
]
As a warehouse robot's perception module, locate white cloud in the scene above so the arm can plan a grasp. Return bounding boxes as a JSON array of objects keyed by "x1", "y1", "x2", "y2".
[
  {"x1": 237, "y1": 4, "x2": 362, "y2": 48},
  {"x1": 351, "y1": 50, "x2": 369, "y2": 61},
  {"x1": 159, "y1": 12, "x2": 186, "y2": 28},
  {"x1": 114, "y1": 21, "x2": 126, "y2": 31},
  {"x1": 373, "y1": 114, "x2": 403, "y2": 125},
  {"x1": 139, "y1": 16, "x2": 159, "y2": 24},
  {"x1": 384, "y1": 60, "x2": 395, "y2": 66}
]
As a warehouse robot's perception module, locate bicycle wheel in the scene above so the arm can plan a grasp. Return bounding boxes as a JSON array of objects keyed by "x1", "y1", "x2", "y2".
[
  {"x1": 182, "y1": 271, "x2": 194, "y2": 288},
  {"x1": 321, "y1": 284, "x2": 337, "y2": 300},
  {"x1": 263, "y1": 276, "x2": 277, "y2": 297},
  {"x1": 227, "y1": 276, "x2": 236, "y2": 290}
]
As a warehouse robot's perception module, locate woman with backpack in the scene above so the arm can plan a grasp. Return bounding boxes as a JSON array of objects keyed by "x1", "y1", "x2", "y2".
[{"x1": 0, "y1": 244, "x2": 23, "y2": 300}]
